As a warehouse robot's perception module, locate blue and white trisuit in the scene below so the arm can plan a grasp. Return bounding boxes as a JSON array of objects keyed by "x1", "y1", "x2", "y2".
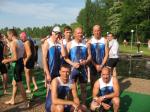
[
  {"x1": 47, "y1": 38, "x2": 62, "y2": 79},
  {"x1": 45, "y1": 77, "x2": 73, "y2": 112},
  {"x1": 69, "y1": 40, "x2": 88, "y2": 83},
  {"x1": 98, "y1": 76, "x2": 114, "y2": 105},
  {"x1": 90, "y1": 36, "x2": 106, "y2": 75}
]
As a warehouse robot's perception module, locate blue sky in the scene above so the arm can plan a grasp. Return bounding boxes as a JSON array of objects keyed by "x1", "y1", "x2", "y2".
[{"x1": 0, "y1": 0, "x2": 85, "y2": 29}]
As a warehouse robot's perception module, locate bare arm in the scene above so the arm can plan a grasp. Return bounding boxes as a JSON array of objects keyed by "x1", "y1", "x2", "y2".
[
  {"x1": 60, "y1": 39, "x2": 67, "y2": 58},
  {"x1": 43, "y1": 41, "x2": 51, "y2": 81},
  {"x1": 101, "y1": 39, "x2": 109, "y2": 66},
  {"x1": 24, "y1": 41, "x2": 32, "y2": 65},
  {"x1": 2, "y1": 41, "x2": 18, "y2": 64},
  {"x1": 71, "y1": 83, "x2": 80, "y2": 105},
  {"x1": 92, "y1": 80, "x2": 100, "y2": 98}
]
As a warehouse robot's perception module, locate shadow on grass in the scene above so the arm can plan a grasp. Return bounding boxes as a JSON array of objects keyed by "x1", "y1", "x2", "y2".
[{"x1": 119, "y1": 95, "x2": 132, "y2": 112}]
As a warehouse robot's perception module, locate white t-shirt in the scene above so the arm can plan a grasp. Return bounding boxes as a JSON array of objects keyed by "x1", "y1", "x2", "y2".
[{"x1": 109, "y1": 39, "x2": 119, "y2": 58}]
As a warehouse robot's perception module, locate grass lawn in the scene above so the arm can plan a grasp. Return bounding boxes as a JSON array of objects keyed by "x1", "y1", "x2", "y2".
[{"x1": 119, "y1": 44, "x2": 150, "y2": 57}]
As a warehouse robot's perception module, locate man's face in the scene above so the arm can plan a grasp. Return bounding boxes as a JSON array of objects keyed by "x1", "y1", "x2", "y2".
[
  {"x1": 107, "y1": 34, "x2": 113, "y2": 41},
  {"x1": 74, "y1": 28, "x2": 83, "y2": 41},
  {"x1": 64, "y1": 30, "x2": 72, "y2": 40},
  {"x1": 93, "y1": 26, "x2": 101, "y2": 38},
  {"x1": 53, "y1": 31, "x2": 62, "y2": 41},
  {"x1": 101, "y1": 68, "x2": 110, "y2": 83},
  {"x1": 7, "y1": 31, "x2": 12, "y2": 41},
  {"x1": 59, "y1": 67, "x2": 70, "y2": 82}
]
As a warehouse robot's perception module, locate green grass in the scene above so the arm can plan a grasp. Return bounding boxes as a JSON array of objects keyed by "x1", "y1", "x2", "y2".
[{"x1": 119, "y1": 44, "x2": 150, "y2": 57}]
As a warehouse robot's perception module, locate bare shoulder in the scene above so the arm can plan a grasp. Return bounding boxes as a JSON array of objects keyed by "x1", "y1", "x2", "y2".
[
  {"x1": 94, "y1": 79, "x2": 100, "y2": 88},
  {"x1": 11, "y1": 40, "x2": 17, "y2": 47},
  {"x1": 112, "y1": 76, "x2": 119, "y2": 85},
  {"x1": 51, "y1": 78, "x2": 58, "y2": 85},
  {"x1": 24, "y1": 40, "x2": 30, "y2": 46}
]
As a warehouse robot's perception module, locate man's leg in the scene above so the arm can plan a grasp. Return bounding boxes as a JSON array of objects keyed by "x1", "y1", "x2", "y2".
[
  {"x1": 31, "y1": 69, "x2": 38, "y2": 91},
  {"x1": 24, "y1": 68, "x2": 31, "y2": 93},
  {"x1": 2, "y1": 73, "x2": 8, "y2": 94},
  {"x1": 5, "y1": 80, "x2": 17, "y2": 105},
  {"x1": 90, "y1": 67, "x2": 99, "y2": 89},
  {"x1": 1, "y1": 64, "x2": 8, "y2": 94},
  {"x1": 17, "y1": 81, "x2": 27, "y2": 101},
  {"x1": 112, "y1": 97, "x2": 120, "y2": 112},
  {"x1": 80, "y1": 83, "x2": 87, "y2": 105}
]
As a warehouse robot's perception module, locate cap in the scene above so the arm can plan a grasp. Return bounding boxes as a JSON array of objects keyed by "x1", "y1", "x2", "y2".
[
  {"x1": 52, "y1": 26, "x2": 61, "y2": 33},
  {"x1": 20, "y1": 32, "x2": 27, "y2": 41}
]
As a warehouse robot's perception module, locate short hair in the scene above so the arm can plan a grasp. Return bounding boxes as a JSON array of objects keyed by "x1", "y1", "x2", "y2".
[
  {"x1": 8, "y1": 29, "x2": 18, "y2": 37},
  {"x1": 60, "y1": 64, "x2": 71, "y2": 70},
  {"x1": 64, "y1": 26, "x2": 72, "y2": 32},
  {"x1": 93, "y1": 25, "x2": 102, "y2": 31},
  {"x1": 102, "y1": 67, "x2": 111, "y2": 74}
]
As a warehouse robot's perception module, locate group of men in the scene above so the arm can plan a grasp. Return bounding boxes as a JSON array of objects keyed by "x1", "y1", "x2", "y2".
[
  {"x1": 0, "y1": 24, "x2": 120, "y2": 112},
  {"x1": 0, "y1": 29, "x2": 39, "y2": 108},
  {"x1": 42, "y1": 25, "x2": 120, "y2": 112}
]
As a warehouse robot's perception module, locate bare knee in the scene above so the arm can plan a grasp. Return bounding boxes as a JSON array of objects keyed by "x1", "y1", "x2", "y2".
[
  {"x1": 55, "y1": 105, "x2": 64, "y2": 112},
  {"x1": 12, "y1": 80, "x2": 17, "y2": 86},
  {"x1": 112, "y1": 97, "x2": 120, "y2": 110}
]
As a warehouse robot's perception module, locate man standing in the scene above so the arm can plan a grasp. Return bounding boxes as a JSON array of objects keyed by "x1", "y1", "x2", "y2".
[
  {"x1": 61, "y1": 26, "x2": 72, "y2": 65},
  {"x1": 43, "y1": 26, "x2": 66, "y2": 111},
  {"x1": 2, "y1": 29, "x2": 29, "y2": 107},
  {"x1": 0, "y1": 33, "x2": 8, "y2": 94},
  {"x1": 106, "y1": 33, "x2": 119, "y2": 76},
  {"x1": 89, "y1": 25, "x2": 109, "y2": 88},
  {"x1": 90, "y1": 67, "x2": 120, "y2": 112},
  {"x1": 65, "y1": 27, "x2": 91, "y2": 105},
  {"x1": 20, "y1": 32, "x2": 38, "y2": 93},
  {"x1": 62, "y1": 26, "x2": 72, "y2": 46},
  {"x1": 43, "y1": 26, "x2": 66, "y2": 82}
]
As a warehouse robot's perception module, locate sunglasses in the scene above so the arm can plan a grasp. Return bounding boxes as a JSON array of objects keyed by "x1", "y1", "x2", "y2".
[{"x1": 53, "y1": 31, "x2": 62, "y2": 35}]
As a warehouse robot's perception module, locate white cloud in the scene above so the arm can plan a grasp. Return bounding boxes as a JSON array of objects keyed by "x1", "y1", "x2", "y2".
[{"x1": 0, "y1": 1, "x2": 82, "y2": 22}]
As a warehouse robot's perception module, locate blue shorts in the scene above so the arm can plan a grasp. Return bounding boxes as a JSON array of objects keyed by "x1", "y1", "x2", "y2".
[
  {"x1": 45, "y1": 90, "x2": 72, "y2": 112},
  {"x1": 70, "y1": 68, "x2": 87, "y2": 83}
]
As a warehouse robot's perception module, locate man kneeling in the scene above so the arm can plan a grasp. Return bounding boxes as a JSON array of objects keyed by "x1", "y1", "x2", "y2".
[
  {"x1": 90, "y1": 67, "x2": 120, "y2": 112},
  {"x1": 50, "y1": 64, "x2": 86, "y2": 112}
]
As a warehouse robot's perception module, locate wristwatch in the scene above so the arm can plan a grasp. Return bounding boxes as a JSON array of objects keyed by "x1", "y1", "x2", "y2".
[{"x1": 102, "y1": 96, "x2": 106, "y2": 100}]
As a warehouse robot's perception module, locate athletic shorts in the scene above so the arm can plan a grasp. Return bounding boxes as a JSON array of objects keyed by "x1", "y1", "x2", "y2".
[
  {"x1": 12, "y1": 58, "x2": 24, "y2": 82},
  {"x1": 0, "y1": 62, "x2": 7, "y2": 74},
  {"x1": 70, "y1": 68, "x2": 87, "y2": 83},
  {"x1": 26, "y1": 57, "x2": 35, "y2": 69},
  {"x1": 45, "y1": 89, "x2": 71, "y2": 112},
  {"x1": 106, "y1": 58, "x2": 119, "y2": 68}
]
